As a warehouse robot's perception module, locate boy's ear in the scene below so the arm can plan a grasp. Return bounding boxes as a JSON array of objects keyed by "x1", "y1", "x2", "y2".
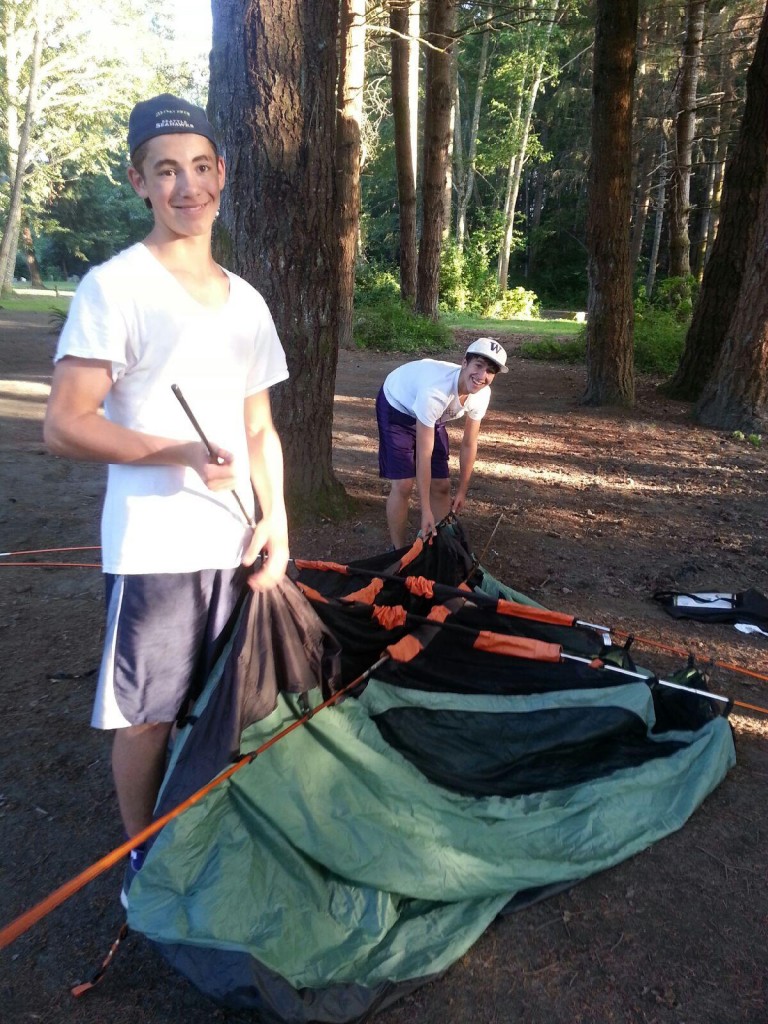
[
  {"x1": 217, "y1": 155, "x2": 226, "y2": 189},
  {"x1": 127, "y1": 165, "x2": 148, "y2": 199}
]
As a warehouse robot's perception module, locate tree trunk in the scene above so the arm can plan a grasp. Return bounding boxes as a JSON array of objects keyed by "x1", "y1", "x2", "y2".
[
  {"x1": 496, "y1": 1, "x2": 559, "y2": 292},
  {"x1": 667, "y1": 0, "x2": 706, "y2": 279},
  {"x1": 21, "y1": 221, "x2": 43, "y2": 287},
  {"x1": 692, "y1": 140, "x2": 716, "y2": 280},
  {"x1": 583, "y1": 0, "x2": 638, "y2": 407},
  {"x1": 391, "y1": 0, "x2": 419, "y2": 303},
  {"x1": 209, "y1": 0, "x2": 346, "y2": 516},
  {"x1": 0, "y1": 9, "x2": 44, "y2": 297},
  {"x1": 706, "y1": 37, "x2": 738, "y2": 253},
  {"x1": 695, "y1": 174, "x2": 768, "y2": 431},
  {"x1": 455, "y1": 8, "x2": 492, "y2": 250},
  {"x1": 646, "y1": 137, "x2": 666, "y2": 297},
  {"x1": 415, "y1": 0, "x2": 456, "y2": 319},
  {"x1": 442, "y1": 42, "x2": 457, "y2": 241},
  {"x1": 336, "y1": 0, "x2": 366, "y2": 351},
  {"x1": 629, "y1": 140, "x2": 656, "y2": 273},
  {"x1": 668, "y1": 0, "x2": 768, "y2": 401}
]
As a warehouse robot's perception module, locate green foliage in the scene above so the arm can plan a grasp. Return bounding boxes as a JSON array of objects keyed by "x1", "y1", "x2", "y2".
[
  {"x1": 483, "y1": 285, "x2": 540, "y2": 320},
  {"x1": 732, "y1": 430, "x2": 763, "y2": 449},
  {"x1": 520, "y1": 337, "x2": 586, "y2": 362},
  {"x1": 637, "y1": 276, "x2": 699, "y2": 322},
  {"x1": 518, "y1": 307, "x2": 687, "y2": 376},
  {"x1": 439, "y1": 238, "x2": 500, "y2": 315},
  {"x1": 633, "y1": 308, "x2": 687, "y2": 375},
  {"x1": 354, "y1": 264, "x2": 453, "y2": 354}
]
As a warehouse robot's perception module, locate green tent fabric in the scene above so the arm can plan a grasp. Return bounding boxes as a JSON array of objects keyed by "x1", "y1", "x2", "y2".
[
  {"x1": 126, "y1": 530, "x2": 736, "y2": 1021},
  {"x1": 130, "y1": 685, "x2": 733, "y2": 987}
]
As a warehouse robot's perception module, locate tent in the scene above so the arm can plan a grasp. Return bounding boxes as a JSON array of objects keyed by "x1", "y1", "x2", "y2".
[{"x1": 126, "y1": 525, "x2": 735, "y2": 1023}]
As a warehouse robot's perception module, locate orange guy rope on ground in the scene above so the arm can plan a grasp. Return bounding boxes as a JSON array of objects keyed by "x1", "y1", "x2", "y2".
[{"x1": 612, "y1": 628, "x2": 768, "y2": 684}]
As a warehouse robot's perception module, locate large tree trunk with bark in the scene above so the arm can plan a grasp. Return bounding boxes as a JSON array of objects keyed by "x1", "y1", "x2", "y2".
[
  {"x1": 695, "y1": 173, "x2": 768, "y2": 431},
  {"x1": 583, "y1": 0, "x2": 638, "y2": 407},
  {"x1": 209, "y1": 0, "x2": 346, "y2": 516},
  {"x1": 336, "y1": 0, "x2": 366, "y2": 351},
  {"x1": 668, "y1": 0, "x2": 768, "y2": 401},
  {"x1": 667, "y1": 0, "x2": 706, "y2": 279},
  {"x1": 416, "y1": 0, "x2": 456, "y2": 319},
  {"x1": 391, "y1": 0, "x2": 419, "y2": 304}
]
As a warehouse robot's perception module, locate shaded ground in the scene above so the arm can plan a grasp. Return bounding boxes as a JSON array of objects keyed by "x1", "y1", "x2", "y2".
[{"x1": 1, "y1": 310, "x2": 767, "y2": 1024}]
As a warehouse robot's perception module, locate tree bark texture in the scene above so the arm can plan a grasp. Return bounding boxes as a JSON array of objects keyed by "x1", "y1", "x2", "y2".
[
  {"x1": 209, "y1": 0, "x2": 345, "y2": 514},
  {"x1": 336, "y1": 0, "x2": 366, "y2": 351},
  {"x1": 416, "y1": 0, "x2": 456, "y2": 318},
  {"x1": 695, "y1": 173, "x2": 768, "y2": 431},
  {"x1": 391, "y1": 0, "x2": 418, "y2": 303},
  {"x1": 667, "y1": 0, "x2": 706, "y2": 279},
  {"x1": 583, "y1": 0, "x2": 638, "y2": 406},
  {"x1": 668, "y1": 0, "x2": 768, "y2": 401}
]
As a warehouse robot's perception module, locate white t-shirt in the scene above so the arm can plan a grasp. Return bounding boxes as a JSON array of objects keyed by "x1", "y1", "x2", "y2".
[
  {"x1": 54, "y1": 243, "x2": 289, "y2": 575},
  {"x1": 382, "y1": 359, "x2": 491, "y2": 427}
]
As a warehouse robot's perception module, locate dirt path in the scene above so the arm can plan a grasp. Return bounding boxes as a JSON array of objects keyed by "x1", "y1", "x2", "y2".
[{"x1": 1, "y1": 311, "x2": 767, "y2": 1024}]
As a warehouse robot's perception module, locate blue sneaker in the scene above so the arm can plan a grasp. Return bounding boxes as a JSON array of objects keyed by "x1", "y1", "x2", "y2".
[{"x1": 120, "y1": 845, "x2": 146, "y2": 910}]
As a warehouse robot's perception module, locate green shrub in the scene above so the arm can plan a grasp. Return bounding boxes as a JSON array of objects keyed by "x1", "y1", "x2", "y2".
[
  {"x1": 354, "y1": 294, "x2": 453, "y2": 354},
  {"x1": 484, "y1": 285, "x2": 540, "y2": 320},
  {"x1": 355, "y1": 264, "x2": 401, "y2": 305},
  {"x1": 634, "y1": 307, "x2": 687, "y2": 375},
  {"x1": 638, "y1": 275, "x2": 698, "y2": 323},
  {"x1": 519, "y1": 307, "x2": 685, "y2": 376},
  {"x1": 520, "y1": 337, "x2": 586, "y2": 363},
  {"x1": 439, "y1": 241, "x2": 471, "y2": 312}
]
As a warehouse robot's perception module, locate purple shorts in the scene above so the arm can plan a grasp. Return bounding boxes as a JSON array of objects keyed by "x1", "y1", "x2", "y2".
[
  {"x1": 376, "y1": 387, "x2": 450, "y2": 480},
  {"x1": 91, "y1": 567, "x2": 248, "y2": 729}
]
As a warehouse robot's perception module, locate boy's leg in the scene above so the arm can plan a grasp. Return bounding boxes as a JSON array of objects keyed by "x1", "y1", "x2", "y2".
[
  {"x1": 112, "y1": 721, "x2": 173, "y2": 836},
  {"x1": 387, "y1": 478, "x2": 414, "y2": 548},
  {"x1": 429, "y1": 478, "x2": 451, "y2": 524}
]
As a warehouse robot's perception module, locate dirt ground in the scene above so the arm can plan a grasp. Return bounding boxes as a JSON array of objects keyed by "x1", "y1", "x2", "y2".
[{"x1": 1, "y1": 309, "x2": 767, "y2": 1024}]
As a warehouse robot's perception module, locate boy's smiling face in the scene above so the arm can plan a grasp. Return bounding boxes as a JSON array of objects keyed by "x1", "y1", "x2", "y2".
[
  {"x1": 127, "y1": 133, "x2": 225, "y2": 242},
  {"x1": 458, "y1": 355, "x2": 499, "y2": 395}
]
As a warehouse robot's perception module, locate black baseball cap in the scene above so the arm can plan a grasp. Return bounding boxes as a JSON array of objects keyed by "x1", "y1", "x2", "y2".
[{"x1": 128, "y1": 94, "x2": 217, "y2": 157}]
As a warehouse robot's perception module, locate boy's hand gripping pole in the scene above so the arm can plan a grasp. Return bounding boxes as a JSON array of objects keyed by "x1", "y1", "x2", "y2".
[{"x1": 171, "y1": 384, "x2": 256, "y2": 528}]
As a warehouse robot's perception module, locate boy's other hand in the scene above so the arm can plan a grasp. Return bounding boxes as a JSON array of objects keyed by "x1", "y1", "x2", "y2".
[
  {"x1": 242, "y1": 517, "x2": 289, "y2": 591},
  {"x1": 187, "y1": 441, "x2": 239, "y2": 491}
]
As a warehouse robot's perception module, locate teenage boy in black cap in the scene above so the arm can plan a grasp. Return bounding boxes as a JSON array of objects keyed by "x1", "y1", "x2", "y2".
[
  {"x1": 376, "y1": 338, "x2": 508, "y2": 548},
  {"x1": 44, "y1": 94, "x2": 290, "y2": 906}
]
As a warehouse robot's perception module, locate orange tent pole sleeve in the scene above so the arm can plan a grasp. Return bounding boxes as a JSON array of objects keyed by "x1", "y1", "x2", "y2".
[{"x1": 473, "y1": 631, "x2": 563, "y2": 663}]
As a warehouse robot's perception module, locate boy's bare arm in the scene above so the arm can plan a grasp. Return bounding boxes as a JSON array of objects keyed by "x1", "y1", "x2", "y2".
[
  {"x1": 453, "y1": 416, "x2": 481, "y2": 513},
  {"x1": 415, "y1": 419, "x2": 437, "y2": 539},
  {"x1": 241, "y1": 389, "x2": 289, "y2": 590},
  {"x1": 44, "y1": 356, "x2": 237, "y2": 489}
]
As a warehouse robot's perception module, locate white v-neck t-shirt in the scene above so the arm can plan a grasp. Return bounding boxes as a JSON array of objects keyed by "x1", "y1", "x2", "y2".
[
  {"x1": 383, "y1": 358, "x2": 491, "y2": 427},
  {"x1": 55, "y1": 244, "x2": 289, "y2": 574}
]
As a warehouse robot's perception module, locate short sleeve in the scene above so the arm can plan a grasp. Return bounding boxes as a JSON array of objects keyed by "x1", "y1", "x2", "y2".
[{"x1": 55, "y1": 269, "x2": 131, "y2": 377}]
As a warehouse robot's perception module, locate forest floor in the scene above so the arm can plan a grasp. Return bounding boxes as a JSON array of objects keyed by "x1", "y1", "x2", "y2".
[{"x1": 1, "y1": 309, "x2": 767, "y2": 1024}]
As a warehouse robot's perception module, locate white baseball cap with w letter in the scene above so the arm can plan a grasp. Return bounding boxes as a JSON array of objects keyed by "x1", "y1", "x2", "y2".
[{"x1": 465, "y1": 337, "x2": 508, "y2": 373}]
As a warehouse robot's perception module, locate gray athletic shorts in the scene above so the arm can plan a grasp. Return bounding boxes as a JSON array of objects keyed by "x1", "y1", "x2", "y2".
[{"x1": 91, "y1": 567, "x2": 247, "y2": 730}]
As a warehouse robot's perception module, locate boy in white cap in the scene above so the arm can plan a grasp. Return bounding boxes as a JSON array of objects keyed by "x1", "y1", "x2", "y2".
[
  {"x1": 376, "y1": 338, "x2": 508, "y2": 548},
  {"x1": 44, "y1": 94, "x2": 290, "y2": 905}
]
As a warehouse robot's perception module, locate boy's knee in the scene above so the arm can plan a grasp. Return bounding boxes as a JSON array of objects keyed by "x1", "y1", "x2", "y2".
[
  {"x1": 390, "y1": 479, "x2": 414, "y2": 500},
  {"x1": 430, "y1": 479, "x2": 450, "y2": 500}
]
